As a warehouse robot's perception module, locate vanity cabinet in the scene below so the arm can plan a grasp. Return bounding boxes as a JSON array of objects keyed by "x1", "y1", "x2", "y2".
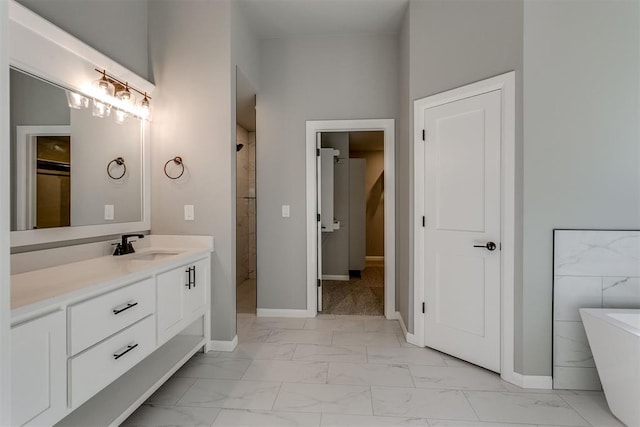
[
  {"x1": 11, "y1": 310, "x2": 67, "y2": 426},
  {"x1": 11, "y1": 240, "x2": 213, "y2": 427},
  {"x1": 157, "y1": 258, "x2": 208, "y2": 346}
]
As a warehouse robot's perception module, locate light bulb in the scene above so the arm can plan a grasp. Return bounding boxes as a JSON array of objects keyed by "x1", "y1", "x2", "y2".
[
  {"x1": 92, "y1": 70, "x2": 115, "y2": 97},
  {"x1": 65, "y1": 90, "x2": 89, "y2": 109},
  {"x1": 114, "y1": 109, "x2": 129, "y2": 124},
  {"x1": 116, "y1": 83, "x2": 136, "y2": 107},
  {"x1": 92, "y1": 99, "x2": 112, "y2": 118},
  {"x1": 140, "y1": 93, "x2": 152, "y2": 120}
]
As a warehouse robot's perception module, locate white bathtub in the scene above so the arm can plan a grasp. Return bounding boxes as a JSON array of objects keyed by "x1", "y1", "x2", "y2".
[{"x1": 580, "y1": 308, "x2": 640, "y2": 427}]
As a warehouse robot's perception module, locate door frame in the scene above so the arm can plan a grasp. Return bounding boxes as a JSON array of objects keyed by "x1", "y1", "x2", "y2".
[
  {"x1": 413, "y1": 72, "x2": 517, "y2": 384},
  {"x1": 306, "y1": 119, "x2": 395, "y2": 318},
  {"x1": 15, "y1": 125, "x2": 72, "y2": 231}
]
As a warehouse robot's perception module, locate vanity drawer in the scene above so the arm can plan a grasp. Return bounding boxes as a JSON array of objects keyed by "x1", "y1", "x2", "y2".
[
  {"x1": 69, "y1": 315, "x2": 156, "y2": 409},
  {"x1": 68, "y1": 278, "x2": 155, "y2": 355}
]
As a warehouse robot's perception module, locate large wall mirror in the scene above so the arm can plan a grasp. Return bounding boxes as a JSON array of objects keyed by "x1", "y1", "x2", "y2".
[
  {"x1": 9, "y1": 0, "x2": 153, "y2": 247},
  {"x1": 10, "y1": 68, "x2": 143, "y2": 232}
]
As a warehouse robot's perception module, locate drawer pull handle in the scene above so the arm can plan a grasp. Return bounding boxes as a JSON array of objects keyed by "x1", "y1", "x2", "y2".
[
  {"x1": 113, "y1": 302, "x2": 138, "y2": 315},
  {"x1": 113, "y1": 343, "x2": 138, "y2": 360}
]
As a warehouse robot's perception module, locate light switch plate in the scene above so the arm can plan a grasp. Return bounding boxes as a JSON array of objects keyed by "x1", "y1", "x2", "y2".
[
  {"x1": 104, "y1": 204, "x2": 114, "y2": 220},
  {"x1": 282, "y1": 205, "x2": 290, "y2": 218},
  {"x1": 184, "y1": 205, "x2": 195, "y2": 221}
]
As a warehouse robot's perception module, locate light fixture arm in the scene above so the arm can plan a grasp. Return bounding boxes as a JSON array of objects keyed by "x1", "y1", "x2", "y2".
[{"x1": 94, "y1": 68, "x2": 152, "y2": 100}]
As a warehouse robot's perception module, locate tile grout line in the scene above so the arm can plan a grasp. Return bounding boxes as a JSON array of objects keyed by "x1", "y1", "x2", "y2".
[
  {"x1": 368, "y1": 385, "x2": 375, "y2": 417},
  {"x1": 460, "y1": 389, "x2": 482, "y2": 423},
  {"x1": 555, "y1": 392, "x2": 597, "y2": 427}
]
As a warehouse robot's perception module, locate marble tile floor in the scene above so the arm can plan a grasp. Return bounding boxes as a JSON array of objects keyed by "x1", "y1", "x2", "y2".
[{"x1": 123, "y1": 314, "x2": 623, "y2": 427}]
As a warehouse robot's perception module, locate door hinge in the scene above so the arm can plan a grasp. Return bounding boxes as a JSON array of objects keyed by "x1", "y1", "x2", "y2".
[
  {"x1": 422, "y1": 216, "x2": 426, "y2": 227},
  {"x1": 422, "y1": 302, "x2": 425, "y2": 313},
  {"x1": 316, "y1": 148, "x2": 320, "y2": 156},
  {"x1": 317, "y1": 213, "x2": 321, "y2": 222},
  {"x1": 422, "y1": 129, "x2": 426, "y2": 141},
  {"x1": 317, "y1": 279, "x2": 321, "y2": 288}
]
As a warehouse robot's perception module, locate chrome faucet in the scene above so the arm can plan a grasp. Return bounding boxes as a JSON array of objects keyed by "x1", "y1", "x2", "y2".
[{"x1": 113, "y1": 234, "x2": 144, "y2": 256}]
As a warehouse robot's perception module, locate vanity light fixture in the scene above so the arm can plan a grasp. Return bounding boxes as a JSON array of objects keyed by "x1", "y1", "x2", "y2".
[{"x1": 82, "y1": 69, "x2": 152, "y2": 121}]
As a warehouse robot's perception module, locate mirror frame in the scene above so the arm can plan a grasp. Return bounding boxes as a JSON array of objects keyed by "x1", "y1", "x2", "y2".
[{"x1": 9, "y1": 0, "x2": 153, "y2": 247}]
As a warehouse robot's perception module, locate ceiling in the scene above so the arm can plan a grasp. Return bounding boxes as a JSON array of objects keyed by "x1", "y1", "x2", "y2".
[{"x1": 238, "y1": 0, "x2": 409, "y2": 39}]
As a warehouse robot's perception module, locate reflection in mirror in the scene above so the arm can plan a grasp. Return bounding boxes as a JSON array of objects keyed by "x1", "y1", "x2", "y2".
[{"x1": 10, "y1": 68, "x2": 143, "y2": 231}]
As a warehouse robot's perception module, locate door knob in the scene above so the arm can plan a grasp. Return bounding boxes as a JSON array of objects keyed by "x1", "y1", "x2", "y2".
[{"x1": 473, "y1": 241, "x2": 497, "y2": 251}]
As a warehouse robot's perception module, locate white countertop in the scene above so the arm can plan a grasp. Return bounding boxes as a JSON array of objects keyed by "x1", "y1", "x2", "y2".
[{"x1": 11, "y1": 235, "x2": 214, "y2": 324}]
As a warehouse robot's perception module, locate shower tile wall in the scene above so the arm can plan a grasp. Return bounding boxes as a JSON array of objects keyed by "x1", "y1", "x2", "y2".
[
  {"x1": 236, "y1": 125, "x2": 256, "y2": 285},
  {"x1": 553, "y1": 229, "x2": 640, "y2": 390}
]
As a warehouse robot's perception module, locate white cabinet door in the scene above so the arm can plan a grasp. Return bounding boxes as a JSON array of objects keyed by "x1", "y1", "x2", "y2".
[
  {"x1": 157, "y1": 258, "x2": 208, "y2": 345},
  {"x1": 11, "y1": 310, "x2": 66, "y2": 426},
  {"x1": 185, "y1": 259, "x2": 207, "y2": 317},
  {"x1": 157, "y1": 266, "x2": 187, "y2": 345}
]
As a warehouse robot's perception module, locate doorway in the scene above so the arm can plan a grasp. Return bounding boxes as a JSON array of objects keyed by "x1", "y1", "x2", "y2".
[
  {"x1": 306, "y1": 119, "x2": 395, "y2": 319},
  {"x1": 235, "y1": 69, "x2": 257, "y2": 314},
  {"x1": 318, "y1": 131, "x2": 385, "y2": 315},
  {"x1": 413, "y1": 72, "x2": 516, "y2": 381}
]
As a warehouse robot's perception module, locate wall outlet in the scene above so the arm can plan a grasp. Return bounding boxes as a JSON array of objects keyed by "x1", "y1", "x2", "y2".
[
  {"x1": 104, "y1": 204, "x2": 114, "y2": 220},
  {"x1": 184, "y1": 205, "x2": 195, "y2": 221},
  {"x1": 282, "y1": 205, "x2": 290, "y2": 218}
]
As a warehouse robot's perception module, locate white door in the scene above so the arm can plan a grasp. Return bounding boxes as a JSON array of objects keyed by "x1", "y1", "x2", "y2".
[
  {"x1": 316, "y1": 132, "x2": 323, "y2": 311},
  {"x1": 423, "y1": 89, "x2": 502, "y2": 372}
]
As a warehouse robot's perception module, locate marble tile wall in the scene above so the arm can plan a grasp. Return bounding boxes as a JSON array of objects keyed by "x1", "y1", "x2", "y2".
[
  {"x1": 553, "y1": 229, "x2": 640, "y2": 390},
  {"x1": 236, "y1": 126, "x2": 256, "y2": 285}
]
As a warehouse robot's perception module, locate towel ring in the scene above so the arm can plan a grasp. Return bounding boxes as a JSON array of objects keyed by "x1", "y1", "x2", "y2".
[
  {"x1": 164, "y1": 156, "x2": 184, "y2": 180},
  {"x1": 107, "y1": 157, "x2": 126, "y2": 180}
]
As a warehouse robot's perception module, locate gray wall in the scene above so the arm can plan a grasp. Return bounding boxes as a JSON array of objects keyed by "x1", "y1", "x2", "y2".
[
  {"x1": 350, "y1": 150, "x2": 384, "y2": 257},
  {"x1": 522, "y1": 0, "x2": 640, "y2": 376},
  {"x1": 148, "y1": 0, "x2": 234, "y2": 341},
  {"x1": 399, "y1": 0, "x2": 524, "y2": 337},
  {"x1": 257, "y1": 34, "x2": 398, "y2": 310},
  {"x1": 16, "y1": 0, "x2": 149, "y2": 79},
  {"x1": 397, "y1": 5, "x2": 410, "y2": 330},
  {"x1": 149, "y1": 0, "x2": 259, "y2": 341},
  {"x1": 321, "y1": 132, "x2": 349, "y2": 277}
]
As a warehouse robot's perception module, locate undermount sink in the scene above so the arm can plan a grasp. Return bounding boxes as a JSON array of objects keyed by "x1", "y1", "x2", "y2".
[{"x1": 129, "y1": 251, "x2": 181, "y2": 261}]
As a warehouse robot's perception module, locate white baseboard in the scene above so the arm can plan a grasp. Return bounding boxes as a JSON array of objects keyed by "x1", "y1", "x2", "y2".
[
  {"x1": 256, "y1": 308, "x2": 315, "y2": 318},
  {"x1": 208, "y1": 335, "x2": 237, "y2": 352},
  {"x1": 389, "y1": 311, "x2": 421, "y2": 347},
  {"x1": 322, "y1": 275, "x2": 350, "y2": 281},
  {"x1": 366, "y1": 256, "x2": 384, "y2": 262},
  {"x1": 506, "y1": 372, "x2": 553, "y2": 389}
]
